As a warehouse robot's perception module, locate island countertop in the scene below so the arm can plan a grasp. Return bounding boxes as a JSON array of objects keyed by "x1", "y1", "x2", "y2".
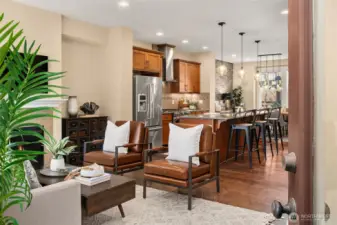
[{"x1": 176, "y1": 111, "x2": 266, "y2": 163}]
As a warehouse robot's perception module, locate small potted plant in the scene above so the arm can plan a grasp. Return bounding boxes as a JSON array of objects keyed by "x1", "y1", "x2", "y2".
[{"x1": 40, "y1": 131, "x2": 77, "y2": 171}]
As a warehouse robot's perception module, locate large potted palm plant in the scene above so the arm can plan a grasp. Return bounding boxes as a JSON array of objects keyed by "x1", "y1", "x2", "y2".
[{"x1": 0, "y1": 13, "x2": 64, "y2": 224}]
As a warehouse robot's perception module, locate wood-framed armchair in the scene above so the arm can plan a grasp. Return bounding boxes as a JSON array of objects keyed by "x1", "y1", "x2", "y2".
[
  {"x1": 83, "y1": 121, "x2": 150, "y2": 174},
  {"x1": 143, "y1": 123, "x2": 220, "y2": 210}
]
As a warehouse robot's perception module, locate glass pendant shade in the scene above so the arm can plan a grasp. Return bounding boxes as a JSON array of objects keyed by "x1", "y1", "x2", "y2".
[
  {"x1": 239, "y1": 68, "x2": 245, "y2": 77},
  {"x1": 218, "y1": 22, "x2": 227, "y2": 76}
]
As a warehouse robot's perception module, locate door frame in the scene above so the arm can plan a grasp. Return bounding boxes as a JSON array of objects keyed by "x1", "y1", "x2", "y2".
[{"x1": 288, "y1": 0, "x2": 314, "y2": 224}]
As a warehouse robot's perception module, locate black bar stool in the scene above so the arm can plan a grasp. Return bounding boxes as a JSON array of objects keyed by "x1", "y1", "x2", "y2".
[
  {"x1": 226, "y1": 110, "x2": 261, "y2": 168},
  {"x1": 255, "y1": 108, "x2": 274, "y2": 159},
  {"x1": 267, "y1": 107, "x2": 284, "y2": 154}
]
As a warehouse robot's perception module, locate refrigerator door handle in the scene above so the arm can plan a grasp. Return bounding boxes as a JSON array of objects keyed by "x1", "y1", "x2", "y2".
[
  {"x1": 147, "y1": 84, "x2": 151, "y2": 120},
  {"x1": 150, "y1": 83, "x2": 154, "y2": 119}
]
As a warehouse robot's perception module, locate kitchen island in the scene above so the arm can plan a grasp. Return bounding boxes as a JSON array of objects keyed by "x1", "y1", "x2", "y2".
[{"x1": 177, "y1": 112, "x2": 265, "y2": 163}]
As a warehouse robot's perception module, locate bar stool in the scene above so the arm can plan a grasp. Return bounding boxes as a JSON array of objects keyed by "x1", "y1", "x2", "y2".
[
  {"x1": 255, "y1": 108, "x2": 274, "y2": 159},
  {"x1": 268, "y1": 107, "x2": 284, "y2": 154},
  {"x1": 226, "y1": 110, "x2": 261, "y2": 169}
]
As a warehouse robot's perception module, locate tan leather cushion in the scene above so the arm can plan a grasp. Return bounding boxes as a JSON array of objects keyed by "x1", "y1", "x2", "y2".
[
  {"x1": 173, "y1": 123, "x2": 214, "y2": 163},
  {"x1": 116, "y1": 121, "x2": 147, "y2": 153},
  {"x1": 144, "y1": 159, "x2": 210, "y2": 180},
  {"x1": 84, "y1": 151, "x2": 141, "y2": 166}
]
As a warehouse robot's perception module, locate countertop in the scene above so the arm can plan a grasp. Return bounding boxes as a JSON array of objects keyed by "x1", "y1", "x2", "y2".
[
  {"x1": 179, "y1": 111, "x2": 266, "y2": 121},
  {"x1": 162, "y1": 109, "x2": 209, "y2": 114}
]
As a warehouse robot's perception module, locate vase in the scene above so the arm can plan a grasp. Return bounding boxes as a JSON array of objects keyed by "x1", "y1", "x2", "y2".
[
  {"x1": 50, "y1": 157, "x2": 65, "y2": 171},
  {"x1": 68, "y1": 96, "x2": 78, "y2": 117}
]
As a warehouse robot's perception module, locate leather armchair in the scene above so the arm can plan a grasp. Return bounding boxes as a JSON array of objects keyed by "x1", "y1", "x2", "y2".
[
  {"x1": 143, "y1": 123, "x2": 220, "y2": 210},
  {"x1": 83, "y1": 121, "x2": 150, "y2": 174}
]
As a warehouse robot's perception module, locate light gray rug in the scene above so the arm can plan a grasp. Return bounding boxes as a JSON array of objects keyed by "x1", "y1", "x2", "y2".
[{"x1": 83, "y1": 185, "x2": 276, "y2": 225}]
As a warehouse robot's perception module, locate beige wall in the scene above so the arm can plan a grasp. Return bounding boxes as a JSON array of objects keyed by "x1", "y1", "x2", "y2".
[
  {"x1": 62, "y1": 37, "x2": 105, "y2": 109},
  {"x1": 2, "y1": 0, "x2": 63, "y2": 139},
  {"x1": 233, "y1": 59, "x2": 288, "y2": 110},
  {"x1": 314, "y1": 0, "x2": 337, "y2": 224},
  {"x1": 61, "y1": 18, "x2": 133, "y2": 121},
  {"x1": 101, "y1": 27, "x2": 133, "y2": 121}
]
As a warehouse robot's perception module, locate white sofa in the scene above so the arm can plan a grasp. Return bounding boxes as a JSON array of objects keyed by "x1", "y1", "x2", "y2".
[{"x1": 5, "y1": 180, "x2": 81, "y2": 225}]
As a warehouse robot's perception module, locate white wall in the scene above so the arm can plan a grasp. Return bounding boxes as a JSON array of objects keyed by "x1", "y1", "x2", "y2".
[{"x1": 314, "y1": 0, "x2": 337, "y2": 224}]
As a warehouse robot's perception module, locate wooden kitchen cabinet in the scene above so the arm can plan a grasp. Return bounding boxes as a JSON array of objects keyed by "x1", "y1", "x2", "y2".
[
  {"x1": 133, "y1": 47, "x2": 163, "y2": 75},
  {"x1": 162, "y1": 113, "x2": 173, "y2": 145},
  {"x1": 172, "y1": 59, "x2": 201, "y2": 93}
]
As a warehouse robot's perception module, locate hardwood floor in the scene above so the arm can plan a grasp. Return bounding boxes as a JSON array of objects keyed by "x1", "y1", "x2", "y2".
[{"x1": 125, "y1": 143, "x2": 288, "y2": 213}]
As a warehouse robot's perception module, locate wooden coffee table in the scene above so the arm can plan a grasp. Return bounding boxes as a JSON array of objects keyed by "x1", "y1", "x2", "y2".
[{"x1": 37, "y1": 170, "x2": 136, "y2": 217}]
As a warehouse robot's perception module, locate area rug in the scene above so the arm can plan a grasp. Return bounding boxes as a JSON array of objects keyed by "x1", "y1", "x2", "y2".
[{"x1": 83, "y1": 185, "x2": 276, "y2": 225}]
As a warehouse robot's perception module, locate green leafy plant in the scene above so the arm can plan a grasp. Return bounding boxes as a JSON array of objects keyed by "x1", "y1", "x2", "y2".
[
  {"x1": 0, "y1": 13, "x2": 64, "y2": 224},
  {"x1": 40, "y1": 133, "x2": 76, "y2": 159},
  {"x1": 232, "y1": 86, "x2": 243, "y2": 107}
]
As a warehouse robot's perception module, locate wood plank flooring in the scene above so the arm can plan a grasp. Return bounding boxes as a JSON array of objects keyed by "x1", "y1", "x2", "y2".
[{"x1": 125, "y1": 143, "x2": 288, "y2": 213}]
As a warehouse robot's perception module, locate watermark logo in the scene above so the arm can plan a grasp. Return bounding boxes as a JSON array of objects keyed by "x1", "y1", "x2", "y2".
[{"x1": 289, "y1": 212, "x2": 299, "y2": 224}]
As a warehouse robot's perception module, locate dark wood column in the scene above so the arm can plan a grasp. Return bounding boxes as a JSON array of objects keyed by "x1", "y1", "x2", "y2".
[{"x1": 288, "y1": 0, "x2": 314, "y2": 224}]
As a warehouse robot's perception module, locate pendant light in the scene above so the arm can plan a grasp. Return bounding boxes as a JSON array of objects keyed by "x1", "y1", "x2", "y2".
[
  {"x1": 217, "y1": 22, "x2": 228, "y2": 76},
  {"x1": 255, "y1": 40, "x2": 261, "y2": 81},
  {"x1": 239, "y1": 32, "x2": 245, "y2": 77}
]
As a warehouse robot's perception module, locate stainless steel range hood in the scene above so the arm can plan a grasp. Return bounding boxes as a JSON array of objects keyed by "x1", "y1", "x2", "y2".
[{"x1": 157, "y1": 44, "x2": 177, "y2": 82}]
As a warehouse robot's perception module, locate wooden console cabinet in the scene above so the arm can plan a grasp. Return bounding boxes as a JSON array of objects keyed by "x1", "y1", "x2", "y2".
[
  {"x1": 172, "y1": 59, "x2": 201, "y2": 93},
  {"x1": 62, "y1": 116, "x2": 108, "y2": 166},
  {"x1": 133, "y1": 47, "x2": 163, "y2": 75}
]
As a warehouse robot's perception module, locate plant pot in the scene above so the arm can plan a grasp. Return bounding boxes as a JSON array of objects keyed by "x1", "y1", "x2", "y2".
[{"x1": 50, "y1": 157, "x2": 65, "y2": 172}]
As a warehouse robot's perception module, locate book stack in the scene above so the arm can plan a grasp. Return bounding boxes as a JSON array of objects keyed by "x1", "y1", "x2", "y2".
[{"x1": 75, "y1": 173, "x2": 111, "y2": 186}]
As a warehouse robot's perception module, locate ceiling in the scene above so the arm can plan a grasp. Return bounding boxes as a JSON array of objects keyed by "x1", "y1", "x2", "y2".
[{"x1": 14, "y1": 0, "x2": 288, "y2": 63}]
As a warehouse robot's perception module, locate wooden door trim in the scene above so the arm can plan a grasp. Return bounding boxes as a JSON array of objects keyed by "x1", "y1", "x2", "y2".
[{"x1": 288, "y1": 0, "x2": 313, "y2": 223}]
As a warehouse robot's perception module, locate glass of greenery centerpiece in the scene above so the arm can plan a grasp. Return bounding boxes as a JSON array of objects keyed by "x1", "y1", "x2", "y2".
[
  {"x1": 40, "y1": 133, "x2": 77, "y2": 171},
  {"x1": 0, "y1": 13, "x2": 65, "y2": 224}
]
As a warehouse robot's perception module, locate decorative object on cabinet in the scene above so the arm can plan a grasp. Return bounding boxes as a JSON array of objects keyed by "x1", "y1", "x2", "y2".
[
  {"x1": 239, "y1": 32, "x2": 246, "y2": 78},
  {"x1": 80, "y1": 102, "x2": 99, "y2": 115},
  {"x1": 40, "y1": 132, "x2": 77, "y2": 171},
  {"x1": 62, "y1": 116, "x2": 108, "y2": 166},
  {"x1": 67, "y1": 96, "x2": 79, "y2": 117},
  {"x1": 217, "y1": 22, "x2": 228, "y2": 76},
  {"x1": 133, "y1": 46, "x2": 163, "y2": 76},
  {"x1": 171, "y1": 59, "x2": 200, "y2": 93}
]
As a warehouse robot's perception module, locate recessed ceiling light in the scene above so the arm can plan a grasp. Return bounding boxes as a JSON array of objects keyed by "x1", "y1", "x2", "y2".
[
  {"x1": 118, "y1": 0, "x2": 130, "y2": 8},
  {"x1": 232, "y1": 54, "x2": 237, "y2": 58},
  {"x1": 156, "y1": 32, "x2": 164, "y2": 36},
  {"x1": 182, "y1": 39, "x2": 189, "y2": 44},
  {"x1": 281, "y1": 9, "x2": 289, "y2": 15},
  {"x1": 202, "y1": 46, "x2": 208, "y2": 50}
]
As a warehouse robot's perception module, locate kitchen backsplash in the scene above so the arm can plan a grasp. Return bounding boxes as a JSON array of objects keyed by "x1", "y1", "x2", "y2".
[{"x1": 162, "y1": 93, "x2": 210, "y2": 110}]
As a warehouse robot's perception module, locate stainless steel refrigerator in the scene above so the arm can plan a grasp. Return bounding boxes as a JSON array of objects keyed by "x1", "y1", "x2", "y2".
[{"x1": 133, "y1": 75, "x2": 162, "y2": 147}]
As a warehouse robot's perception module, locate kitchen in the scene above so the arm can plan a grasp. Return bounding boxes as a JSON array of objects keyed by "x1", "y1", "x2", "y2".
[
  {"x1": 132, "y1": 42, "x2": 245, "y2": 147},
  {"x1": 132, "y1": 39, "x2": 289, "y2": 213}
]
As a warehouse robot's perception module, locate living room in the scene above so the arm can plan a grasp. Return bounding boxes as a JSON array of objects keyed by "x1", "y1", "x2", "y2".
[{"x1": 1, "y1": 0, "x2": 333, "y2": 225}]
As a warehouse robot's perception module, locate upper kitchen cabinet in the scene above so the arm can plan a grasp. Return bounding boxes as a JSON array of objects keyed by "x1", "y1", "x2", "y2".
[
  {"x1": 133, "y1": 47, "x2": 163, "y2": 76},
  {"x1": 172, "y1": 59, "x2": 201, "y2": 93}
]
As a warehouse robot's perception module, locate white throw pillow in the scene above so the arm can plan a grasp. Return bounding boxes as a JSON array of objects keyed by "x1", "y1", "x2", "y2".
[
  {"x1": 166, "y1": 123, "x2": 204, "y2": 166},
  {"x1": 103, "y1": 121, "x2": 130, "y2": 154}
]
